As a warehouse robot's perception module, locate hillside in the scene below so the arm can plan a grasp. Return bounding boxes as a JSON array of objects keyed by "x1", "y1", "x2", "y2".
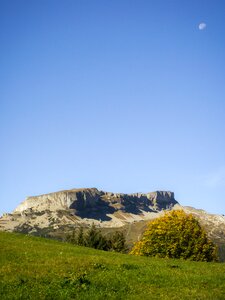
[
  {"x1": 1, "y1": 187, "x2": 225, "y2": 261},
  {"x1": 1, "y1": 231, "x2": 225, "y2": 300}
]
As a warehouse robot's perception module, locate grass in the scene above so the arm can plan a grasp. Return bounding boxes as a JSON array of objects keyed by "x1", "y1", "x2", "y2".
[{"x1": 0, "y1": 231, "x2": 225, "y2": 299}]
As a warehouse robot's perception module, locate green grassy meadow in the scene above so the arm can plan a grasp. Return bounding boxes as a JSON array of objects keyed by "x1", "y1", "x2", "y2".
[{"x1": 0, "y1": 231, "x2": 225, "y2": 300}]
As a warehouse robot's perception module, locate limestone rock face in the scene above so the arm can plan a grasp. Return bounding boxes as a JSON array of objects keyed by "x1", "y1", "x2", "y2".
[
  {"x1": 13, "y1": 188, "x2": 177, "y2": 214},
  {"x1": 14, "y1": 188, "x2": 103, "y2": 213},
  {"x1": 0, "y1": 188, "x2": 177, "y2": 233}
]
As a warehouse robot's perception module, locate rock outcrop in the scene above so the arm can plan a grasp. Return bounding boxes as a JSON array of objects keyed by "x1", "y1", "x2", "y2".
[
  {"x1": 14, "y1": 188, "x2": 176, "y2": 213},
  {"x1": 0, "y1": 188, "x2": 177, "y2": 232}
]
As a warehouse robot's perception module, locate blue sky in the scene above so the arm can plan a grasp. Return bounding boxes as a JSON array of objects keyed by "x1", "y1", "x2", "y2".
[{"x1": 1, "y1": 0, "x2": 225, "y2": 215}]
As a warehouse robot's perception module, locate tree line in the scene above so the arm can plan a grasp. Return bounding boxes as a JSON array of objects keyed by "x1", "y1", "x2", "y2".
[{"x1": 66, "y1": 224, "x2": 127, "y2": 253}]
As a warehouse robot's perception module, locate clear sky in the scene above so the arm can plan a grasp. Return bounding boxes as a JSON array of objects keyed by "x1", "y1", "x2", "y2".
[{"x1": 1, "y1": 0, "x2": 225, "y2": 216}]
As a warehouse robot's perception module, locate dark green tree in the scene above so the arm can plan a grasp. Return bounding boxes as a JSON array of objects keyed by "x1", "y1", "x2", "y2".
[
  {"x1": 66, "y1": 228, "x2": 77, "y2": 244},
  {"x1": 66, "y1": 224, "x2": 127, "y2": 253},
  {"x1": 110, "y1": 231, "x2": 127, "y2": 253},
  {"x1": 85, "y1": 224, "x2": 109, "y2": 250},
  {"x1": 77, "y1": 226, "x2": 85, "y2": 246}
]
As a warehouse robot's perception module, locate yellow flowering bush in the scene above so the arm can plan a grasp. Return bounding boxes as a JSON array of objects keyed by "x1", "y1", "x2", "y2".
[{"x1": 130, "y1": 210, "x2": 218, "y2": 261}]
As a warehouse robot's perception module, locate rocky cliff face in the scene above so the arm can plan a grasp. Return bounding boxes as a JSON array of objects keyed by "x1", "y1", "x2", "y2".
[
  {"x1": 0, "y1": 188, "x2": 177, "y2": 232},
  {"x1": 14, "y1": 188, "x2": 176, "y2": 213}
]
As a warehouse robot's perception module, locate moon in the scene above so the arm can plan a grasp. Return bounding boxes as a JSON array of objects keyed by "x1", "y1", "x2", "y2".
[{"x1": 198, "y1": 23, "x2": 206, "y2": 30}]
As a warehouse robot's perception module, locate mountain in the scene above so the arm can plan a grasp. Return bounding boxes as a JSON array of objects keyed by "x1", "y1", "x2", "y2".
[
  {"x1": 0, "y1": 188, "x2": 177, "y2": 231},
  {"x1": 1, "y1": 187, "x2": 225, "y2": 260}
]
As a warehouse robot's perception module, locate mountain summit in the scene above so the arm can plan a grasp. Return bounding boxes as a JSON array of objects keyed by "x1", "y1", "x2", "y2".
[
  {"x1": 1, "y1": 187, "x2": 177, "y2": 231},
  {"x1": 14, "y1": 187, "x2": 177, "y2": 215}
]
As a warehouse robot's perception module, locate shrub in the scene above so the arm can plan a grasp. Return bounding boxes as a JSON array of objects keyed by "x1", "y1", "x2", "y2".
[{"x1": 130, "y1": 210, "x2": 218, "y2": 262}]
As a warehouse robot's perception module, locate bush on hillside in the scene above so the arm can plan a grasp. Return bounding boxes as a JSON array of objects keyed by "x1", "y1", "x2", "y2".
[{"x1": 130, "y1": 210, "x2": 218, "y2": 262}]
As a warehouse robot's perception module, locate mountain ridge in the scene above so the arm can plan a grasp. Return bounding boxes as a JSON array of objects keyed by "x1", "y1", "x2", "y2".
[
  {"x1": 13, "y1": 187, "x2": 177, "y2": 213},
  {"x1": 1, "y1": 187, "x2": 177, "y2": 231}
]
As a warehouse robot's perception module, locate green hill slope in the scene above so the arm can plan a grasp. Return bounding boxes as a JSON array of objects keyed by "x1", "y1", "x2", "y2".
[{"x1": 0, "y1": 232, "x2": 225, "y2": 300}]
